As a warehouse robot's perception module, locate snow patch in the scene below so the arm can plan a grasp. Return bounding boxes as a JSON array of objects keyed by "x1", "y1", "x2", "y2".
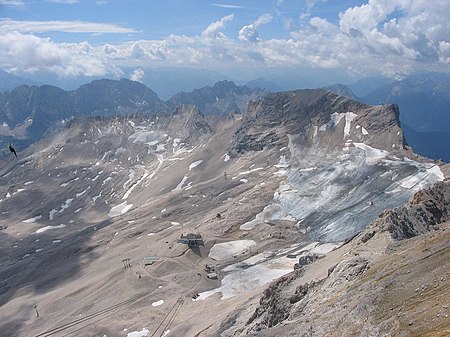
[
  {"x1": 353, "y1": 143, "x2": 388, "y2": 165},
  {"x1": 35, "y1": 224, "x2": 66, "y2": 234},
  {"x1": 76, "y1": 187, "x2": 90, "y2": 198},
  {"x1": 319, "y1": 112, "x2": 345, "y2": 131},
  {"x1": 93, "y1": 192, "x2": 102, "y2": 202},
  {"x1": 189, "y1": 160, "x2": 203, "y2": 170},
  {"x1": 173, "y1": 175, "x2": 188, "y2": 191},
  {"x1": 198, "y1": 250, "x2": 292, "y2": 300},
  {"x1": 240, "y1": 204, "x2": 284, "y2": 230},
  {"x1": 23, "y1": 215, "x2": 42, "y2": 223},
  {"x1": 344, "y1": 112, "x2": 358, "y2": 137},
  {"x1": 151, "y1": 300, "x2": 164, "y2": 307},
  {"x1": 361, "y1": 126, "x2": 369, "y2": 135},
  {"x1": 233, "y1": 167, "x2": 264, "y2": 179},
  {"x1": 274, "y1": 155, "x2": 289, "y2": 168},
  {"x1": 209, "y1": 240, "x2": 257, "y2": 261},
  {"x1": 108, "y1": 202, "x2": 133, "y2": 217},
  {"x1": 126, "y1": 328, "x2": 149, "y2": 337},
  {"x1": 123, "y1": 170, "x2": 149, "y2": 199},
  {"x1": 173, "y1": 138, "x2": 189, "y2": 155}
]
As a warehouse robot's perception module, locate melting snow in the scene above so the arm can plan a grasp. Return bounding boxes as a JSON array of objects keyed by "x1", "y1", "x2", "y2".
[
  {"x1": 151, "y1": 300, "x2": 164, "y2": 307},
  {"x1": 344, "y1": 112, "x2": 358, "y2": 137},
  {"x1": 126, "y1": 328, "x2": 149, "y2": 337},
  {"x1": 93, "y1": 192, "x2": 102, "y2": 202},
  {"x1": 240, "y1": 204, "x2": 284, "y2": 230},
  {"x1": 198, "y1": 242, "x2": 338, "y2": 301},
  {"x1": 35, "y1": 224, "x2": 66, "y2": 234},
  {"x1": 103, "y1": 177, "x2": 113, "y2": 185},
  {"x1": 209, "y1": 240, "x2": 257, "y2": 261},
  {"x1": 61, "y1": 177, "x2": 79, "y2": 187},
  {"x1": 49, "y1": 209, "x2": 58, "y2": 220},
  {"x1": 173, "y1": 138, "x2": 189, "y2": 155},
  {"x1": 353, "y1": 143, "x2": 388, "y2": 165},
  {"x1": 123, "y1": 170, "x2": 149, "y2": 199},
  {"x1": 387, "y1": 162, "x2": 444, "y2": 194},
  {"x1": 319, "y1": 112, "x2": 345, "y2": 131},
  {"x1": 198, "y1": 251, "x2": 292, "y2": 300},
  {"x1": 233, "y1": 167, "x2": 264, "y2": 179},
  {"x1": 173, "y1": 175, "x2": 188, "y2": 191},
  {"x1": 108, "y1": 202, "x2": 133, "y2": 217},
  {"x1": 76, "y1": 187, "x2": 90, "y2": 198},
  {"x1": 23, "y1": 215, "x2": 42, "y2": 223},
  {"x1": 275, "y1": 155, "x2": 289, "y2": 168},
  {"x1": 189, "y1": 160, "x2": 203, "y2": 170}
]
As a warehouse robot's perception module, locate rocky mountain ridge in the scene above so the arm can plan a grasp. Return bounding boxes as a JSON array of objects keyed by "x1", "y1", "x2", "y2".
[
  {"x1": 0, "y1": 88, "x2": 447, "y2": 337},
  {"x1": 0, "y1": 79, "x2": 262, "y2": 155},
  {"x1": 216, "y1": 179, "x2": 450, "y2": 336}
]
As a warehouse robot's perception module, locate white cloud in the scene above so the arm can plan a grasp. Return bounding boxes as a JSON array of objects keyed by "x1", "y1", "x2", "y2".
[
  {"x1": 0, "y1": 1, "x2": 449, "y2": 80},
  {"x1": 301, "y1": 0, "x2": 328, "y2": 20},
  {"x1": 253, "y1": 14, "x2": 273, "y2": 28},
  {"x1": 130, "y1": 68, "x2": 144, "y2": 82},
  {"x1": 212, "y1": 3, "x2": 244, "y2": 9},
  {"x1": 0, "y1": 31, "x2": 121, "y2": 77},
  {"x1": 0, "y1": 19, "x2": 136, "y2": 34},
  {"x1": 239, "y1": 14, "x2": 273, "y2": 42},
  {"x1": 0, "y1": 0, "x2": 24, "y2": 6},
  {"x1": 201, "y1": 14, "x2": 234, "y2": 39},
  {"x1": 239, "y1": 26, "x2": 259, "y2": 42}
]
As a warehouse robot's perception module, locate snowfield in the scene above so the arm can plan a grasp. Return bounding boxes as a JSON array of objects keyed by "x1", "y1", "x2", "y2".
[{"x1": 209, "y1": 240, "x2": 257, "y2": 261}]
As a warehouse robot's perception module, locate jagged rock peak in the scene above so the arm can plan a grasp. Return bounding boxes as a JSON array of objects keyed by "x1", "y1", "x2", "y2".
[{"x1": 361, "y1": 180, "x2": 450, "y2": 241}]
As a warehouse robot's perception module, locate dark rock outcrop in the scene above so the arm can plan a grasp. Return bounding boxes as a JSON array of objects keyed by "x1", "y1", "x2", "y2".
[{"x1": 363, "y1": 181, "x2": 450, "y2": 241}]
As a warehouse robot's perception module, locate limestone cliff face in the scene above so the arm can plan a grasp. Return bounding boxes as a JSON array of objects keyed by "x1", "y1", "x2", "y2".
[{"x1": 230, "y1": 89, "x2": 404, "y2": 156}]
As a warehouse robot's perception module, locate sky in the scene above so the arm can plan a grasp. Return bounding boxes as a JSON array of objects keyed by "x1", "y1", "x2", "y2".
[{"x1": 0, "y1": 0, "x2": 449, "y2": 84}]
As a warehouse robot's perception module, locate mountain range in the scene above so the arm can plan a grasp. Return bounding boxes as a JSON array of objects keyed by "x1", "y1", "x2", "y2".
[
  {"x1": 0, "y1": 79, "x2": 264, "y2": 156},
  {"x1": 1, "y1": 72, "x2": 449, "y2": 162},
  {"x1": 0, "y1": 83, "x2": 448, "y2": 336}
]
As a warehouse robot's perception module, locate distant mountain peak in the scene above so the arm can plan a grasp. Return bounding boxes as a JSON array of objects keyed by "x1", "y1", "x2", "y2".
[
  {"x1": 167, "y1": 80, "x2": 265, "y2": 116},
  {"x1": 322, "y1": 83, "x2": 360, "y2": 101}
]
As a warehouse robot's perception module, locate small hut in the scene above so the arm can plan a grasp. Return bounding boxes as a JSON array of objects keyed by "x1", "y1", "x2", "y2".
[{"x1": 177, "y1": 233, "x2": 204, "y2": 248}]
